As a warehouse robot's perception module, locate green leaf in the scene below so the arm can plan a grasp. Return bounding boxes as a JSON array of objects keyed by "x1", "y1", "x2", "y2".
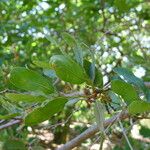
[
  {"x1": 114, "y1": 0, "x2": 130, "y2": 13},
  {"x1": 45, "y1": 34, "x2": 65, "y2": 55},
  {"x1": 84, "y1": 60, "x2": 103, "y2": 88},
  {"x1": 94, "y1": 101, "x2": 105, "y2": 132},
  {"x1": 5, "y1": 93, "x2": 46, "y2": 103},
  {"x1": 128, "y1": 101, "x2": 150, "y2": 114},
  {"x1": 139, "y1": 126, "x2": 150, "y2": 138},
  {"x1": 9, "y1": 67, "x2": 54, "y2": 94},
  {"x1": 0, "y1": 97, "x2": 22, "y2": 114},
  {"x1": 3, "y1": 139, "x2": 27, "y2": 150},
  {"x1": 62, "y1": 32, "x2": 83, "y2": 66},
  {"x1": 81, "y1": 43, "x2": 96, "y2": 82},
  {"x1": 25, "y1": 97, "x2": 67, "y2": 126},
  {"x1": 50, "y1": 55, "x2": 89, "y2": 84},
  {"x1": 111, "y1": 80, "x2": 138, "y2": 104},
  {"x1": 114, "y1": 67, "x2": 150, "y2": 100},
  {"x1": 108, "y1": 91, "x2": 122, "y2": 110},
  {"x1": 33, "y1": 60, "x2": 51, "y2": 69},
  {"x1": 0, "y1": 113, "x2": 19, "y2": 120},
  {"x1": 32, "y1": 146, "x2": 45, "y2": 150},
  {"x1": 62, "y1": 32, "x2": 77, "y2": 48}
]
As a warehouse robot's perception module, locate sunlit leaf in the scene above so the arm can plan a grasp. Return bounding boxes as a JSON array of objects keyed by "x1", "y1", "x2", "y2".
[
  {"x1": 5, "y1": 93, "x2": 46, "y2": 103},
  {"x1": 50, "y1": 55, "x2": 90, "y2": 84},
  {"x1": 128, "y1": 101, "x2": 150, "y2": 114},
  {"x1": 114, "y1": 67, "x2": 150, "y2": 100},
  {"x1": 9, "y1": 67, "x2": 54, "y2": 94},
  {"x1": 111, "y1": 80, "x2": 139, "y2": 104}
]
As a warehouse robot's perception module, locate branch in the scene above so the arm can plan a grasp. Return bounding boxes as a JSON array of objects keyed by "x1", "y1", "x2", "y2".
[
  {"x1": 144, "y1": 82, "x2": 150, "y2": 88},
  {"x1": 134, "y1": 137, "x2": 150, "y2": 143},
  {"x1": 0, "y1": 119, "x2": 21, "y2": 130},
  {"x1": 57, "y1": 111, "x2": 129, "y2": 150}
]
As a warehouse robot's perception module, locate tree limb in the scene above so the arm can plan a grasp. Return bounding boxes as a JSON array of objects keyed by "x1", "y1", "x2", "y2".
[
  {"x1": 144, "y1": 82, "x2": 150, "y2": 88},
  {"x1": 0, "y1": 119, "x2": 21, "y2": 131},
  {"x1": 57, "y1": 111, "x2": 129, "y2": 150}
]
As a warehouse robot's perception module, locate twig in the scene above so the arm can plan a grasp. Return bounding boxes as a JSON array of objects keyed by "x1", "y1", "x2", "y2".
[
  {"x1": 134, "y1": 137, "x2": 150, "y2": 143},
  {"x1": 144, "y1": 82, "x2": 150, "y2": 88},
  {"x1": 118, "y1": 120, "x2": 134, "y2": 150},
  {"x1": 0, "y1": 119, "x2": 21, "y2": 130}
]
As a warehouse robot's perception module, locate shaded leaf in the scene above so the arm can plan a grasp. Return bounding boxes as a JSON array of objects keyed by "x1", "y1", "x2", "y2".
[
  {"x1": 25, "y1": 97, "x2": 67, "y2": 126},
  {"x1": 84, "y1": 60, "x2": 103, "y2": 88},
  {"x1": 65, "y1": 98, "x2": 80, "y2": 107},
  {"x1": 9, "y1": 67, "x2": 54, "y2": 94},
  {"x1": 81, "y1": 43, "x2": 96, "y2": 81},
  {"x1": 0, "y1": 97, "x2": 22, "y2": 114},
  {"x1": 62, "y1": 32, "x2": 83, "y2": 66},
  {"x1": 2, "y1": 139, "x2": 26, "y2": 150},
  {"x1": 108, "y1": 91, "x2": 122, "y2": 110},
  {"x1": 139, "y1": 126, "x2": 150, "y2": 138}
]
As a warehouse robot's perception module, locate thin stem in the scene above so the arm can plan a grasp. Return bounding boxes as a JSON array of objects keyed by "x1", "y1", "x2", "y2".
[{"x1": 119, "y1": 120, "x2": 134, "y2": 150}]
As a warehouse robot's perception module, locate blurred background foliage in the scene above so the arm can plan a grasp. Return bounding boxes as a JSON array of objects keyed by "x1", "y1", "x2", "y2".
[{"x1": 0, "y1": 0, "x2": 150, "y2": 149}]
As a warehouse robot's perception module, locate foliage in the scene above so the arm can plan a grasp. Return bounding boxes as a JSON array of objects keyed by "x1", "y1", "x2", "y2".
[{"x1": 0, "y1": 0, "x2": 150, "y2": 149}]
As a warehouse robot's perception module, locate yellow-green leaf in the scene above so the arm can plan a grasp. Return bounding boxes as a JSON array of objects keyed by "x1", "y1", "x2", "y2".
[
  {"x1": 128, "y1": 101, "x2": 150, "y2": 114},
  {"x1": 5, "y1": 93, "x2": 46, "y2": 103}
]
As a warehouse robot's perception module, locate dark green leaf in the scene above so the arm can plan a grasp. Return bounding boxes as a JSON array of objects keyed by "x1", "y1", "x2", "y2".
[
  {"x1": 9, "y1": 67, "x2": 54, "y2": 94},
  {"x1": 3, "y1": 139, "x2": 26, "y2": 150},
  {"x1": 128, "y1": 101, "x2": 150, "y2": 114},
  {"x1": 25, "y1": 97, "x2": 67, "y2": 126},
  {"x1": 84, "y1": 60, "x2": 103, "y2": 88},
  {"x1": 5, "y1": 93, "x2": 46, "y2": 103},
  {"x1": 111, "y1": 80, "x2": 138, "y2": 104},
  {"x1": 139, "y1": 126, "x2": 150, "y2": 138}
]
